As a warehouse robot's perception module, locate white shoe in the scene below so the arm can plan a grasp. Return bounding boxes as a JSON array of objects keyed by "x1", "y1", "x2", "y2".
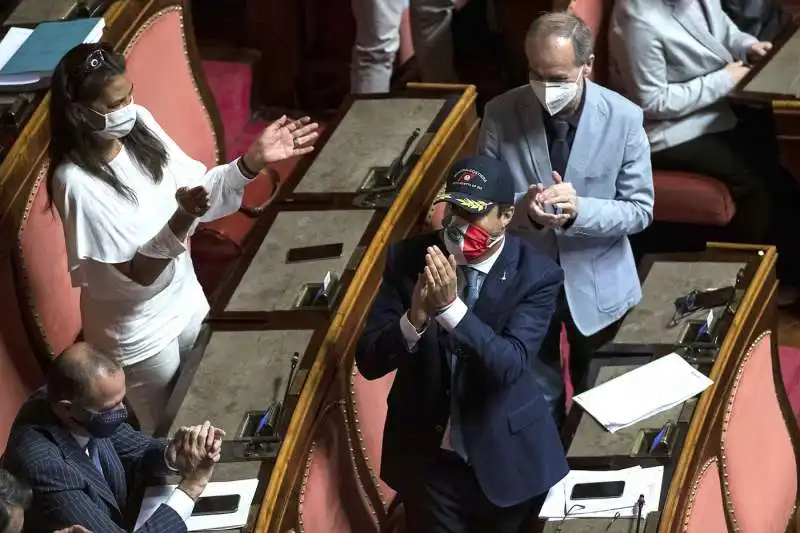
[{"x1": 778, "y1": 285, "x2": 800, "y2": 307}]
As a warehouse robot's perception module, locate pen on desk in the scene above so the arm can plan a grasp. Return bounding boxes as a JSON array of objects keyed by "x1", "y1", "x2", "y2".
[
  {"x1": 255, "y1": 412, "x2": 269, "y2": 436},
  {"x1": 648, "y1": 424, "x2": 668, "y2": 454}
]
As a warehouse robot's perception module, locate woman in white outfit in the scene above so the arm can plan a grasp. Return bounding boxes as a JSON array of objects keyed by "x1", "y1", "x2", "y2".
[{"x1": 46, "y1": 43, "x2": 319, "y2": 432}]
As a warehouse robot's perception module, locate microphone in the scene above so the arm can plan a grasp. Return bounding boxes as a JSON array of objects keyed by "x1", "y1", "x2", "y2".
[{"x1": 636, "y1": 494, "x2": 645, "y2": 533}]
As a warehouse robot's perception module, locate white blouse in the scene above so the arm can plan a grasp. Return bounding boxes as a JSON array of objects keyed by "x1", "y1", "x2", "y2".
[{"x1": 53, "y1": 104, "x2": 251, "y2": 365}]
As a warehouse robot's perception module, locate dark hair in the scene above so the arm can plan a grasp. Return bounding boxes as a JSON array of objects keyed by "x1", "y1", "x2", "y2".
[
  {"x1": 0, "y1": 470, "x2": 31, "y2": 533},
  {"x1": 47, "y1": 343, "x2": 122, "y2": 404},
  {"x1": 526, "y1": 12, "x2": 594, "y2": 66},
  {"x1": 46, "y1": 42, "x2": 168, "y2": 206}
]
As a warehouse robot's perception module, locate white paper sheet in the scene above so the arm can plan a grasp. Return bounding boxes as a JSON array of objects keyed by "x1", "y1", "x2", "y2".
[
  {"x1": 135, "y1": 479, "x2": 258, "y2": 531},
  {"x1": 540, "y1": 466, "x2": 664, "y2": 520},
  {"x1": 0, "y1": 28, "x2": 33, "y2": 83},
  {"x1": 572, "y1": 353, "x2": 713, "y2": 432}
]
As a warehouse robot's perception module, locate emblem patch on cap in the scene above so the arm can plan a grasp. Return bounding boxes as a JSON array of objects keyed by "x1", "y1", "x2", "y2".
[{"x1": 455, "y1": 168, "x2": 488, "y2": 185}]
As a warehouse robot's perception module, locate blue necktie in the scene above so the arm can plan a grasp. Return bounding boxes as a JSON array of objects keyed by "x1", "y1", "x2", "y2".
[
  {"x1": 87, "y1": 440, "x2": 104, "y2": 477},
  {"x1": 449, "y1": 266, "x2": 483, "y2": 460}
]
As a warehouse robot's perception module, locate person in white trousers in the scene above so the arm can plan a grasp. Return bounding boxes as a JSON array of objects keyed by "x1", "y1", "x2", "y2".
[{"x1": 350, "y1": 0, "x2": 460, "y2": 94}]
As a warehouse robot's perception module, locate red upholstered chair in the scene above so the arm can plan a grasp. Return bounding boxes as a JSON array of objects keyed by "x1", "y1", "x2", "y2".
[
  {"x1": 123, "y1": 5, "x2": 282, "y2": 293},
  {"x1": 0, "y1": 247, "x2": 44, "y2": 452},
  {"x1": 14, "y1": 162, "x2": 82, "y2": 359},
  {"x1": 719, "y1": 330, "x2": 798, "y2": 531},
  {"x1": 298, "y1": 399, "x2": 379, "y2": 533},
  {"x1": 568, "y1": 0, "x2": 735, "y2": 227},
  {"x1": 347, "y1": 368, "x2": 407, "y2": 530},
  {"x1": 681, "y1": 457, "x2": 729, "y2": 533}
]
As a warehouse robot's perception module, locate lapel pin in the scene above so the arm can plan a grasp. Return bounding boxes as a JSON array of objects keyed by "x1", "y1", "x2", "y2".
[{"x1": 501, "y1": 271, "x2": 506, "y2": 282}]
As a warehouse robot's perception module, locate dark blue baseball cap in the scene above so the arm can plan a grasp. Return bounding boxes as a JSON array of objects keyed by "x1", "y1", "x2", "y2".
[{"x1": 434, "y1": 155, "x2": 516, "y2": 214}]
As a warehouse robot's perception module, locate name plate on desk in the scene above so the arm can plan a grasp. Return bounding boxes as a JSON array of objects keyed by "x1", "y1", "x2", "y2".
[
  {"x1": 293, "y1": 98, "x2": 445, "y2": 194},
  {"x1": 225, "y1": 210, "x2": 375, "y2": 313},
  {"x1": 168, "y1": 329, "x2": 313, "y2": 481}
]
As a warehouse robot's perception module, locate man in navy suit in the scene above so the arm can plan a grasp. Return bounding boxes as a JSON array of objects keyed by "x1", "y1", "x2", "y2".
[
  {"x1": 3, "y1": 342, "x2": 224, "y2": 532},
  {"x1": 0, "y1": 469, "x2": 89, "y2": 533},
  {"x1": 356, "y1": 155, "x2": 569, "y2": 532}
]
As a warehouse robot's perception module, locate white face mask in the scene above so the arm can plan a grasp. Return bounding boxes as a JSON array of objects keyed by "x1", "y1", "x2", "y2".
[
  {"x1": 529, "y1": 67, "x2": 584, "y2": 116},
  {"x1": 93, "y1": 99, "x2": 137, "y2": 139}
]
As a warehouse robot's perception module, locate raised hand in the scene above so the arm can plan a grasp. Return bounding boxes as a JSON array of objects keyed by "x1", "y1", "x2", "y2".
[{"x1": 244, "y1": 116, "x2": 320, "y2": 169}]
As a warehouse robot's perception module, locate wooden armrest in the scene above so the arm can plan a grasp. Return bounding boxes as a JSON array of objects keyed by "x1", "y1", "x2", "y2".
[{"x1": 239, "y1": 168, "x2": 281, "y2": 218}]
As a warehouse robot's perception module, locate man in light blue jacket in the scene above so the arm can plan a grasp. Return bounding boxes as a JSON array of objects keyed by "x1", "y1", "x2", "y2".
[
  {"x1": 478, "y1": 12, "x2": 654, "y2": 413},
  {"x1": 609, "y1": 0, "x2": 800, "y2": 303}
]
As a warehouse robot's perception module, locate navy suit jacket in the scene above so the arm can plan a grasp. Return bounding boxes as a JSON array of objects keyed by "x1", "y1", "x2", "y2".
[
  {"x1": 3, "y1": 392, "x2": 186, "y2": 533},
  {"x1": 356, "y1": 232, "x2": 569, "y2": 507}
]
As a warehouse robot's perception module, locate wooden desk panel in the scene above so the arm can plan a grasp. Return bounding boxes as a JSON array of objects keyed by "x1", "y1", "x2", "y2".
[
  {"x1": 294, "y1": 98, "x2": 445, "y2": 194},
  {"x1": 553, "y1": 244, "x2": 784, "y2": 532},
  {"x1": 225, "y1": 210, "x2": 375, "y2": 312},
  {"x1": 742, "y1": 28, "x2": 800, "y2": 99}
]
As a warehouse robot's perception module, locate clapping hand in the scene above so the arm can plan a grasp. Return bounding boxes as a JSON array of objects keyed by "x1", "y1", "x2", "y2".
[
  {"x1": 243, "y1": 116, "x2": 320, "y2": 170},
  {"x1": 175, "y1": 186, "x2": 211, "y2": 219},
  {"x1": 423, "y1": 246, "x2": 458, "y2": 310},
  {"x1": 526, "y1": 179, "x2": 571, "y2": 228},
  {"x1": 54, "y1": 527, "x2": 93, "y2": 533},
  {"x1": 539, "y1": 171, "x2": 578, "y2": 219}
]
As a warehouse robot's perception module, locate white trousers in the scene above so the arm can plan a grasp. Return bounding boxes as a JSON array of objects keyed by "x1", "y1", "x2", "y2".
[
  {"x1": 123, "y1": 309, "x2": 206, "y2": 433},
  {"x1": 350, "y1": 0, "x2": 458, "y2": 94}
]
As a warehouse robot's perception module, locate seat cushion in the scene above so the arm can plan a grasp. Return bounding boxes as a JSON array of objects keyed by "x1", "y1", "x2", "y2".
[{"x1": 653, "y1": 171, "x2": 735, "y2": 226}]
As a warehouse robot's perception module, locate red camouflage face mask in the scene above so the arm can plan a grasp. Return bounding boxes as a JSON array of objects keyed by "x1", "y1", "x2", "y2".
[{"x1": 443, "y1": 215, "x2": 501, "y2": 262}]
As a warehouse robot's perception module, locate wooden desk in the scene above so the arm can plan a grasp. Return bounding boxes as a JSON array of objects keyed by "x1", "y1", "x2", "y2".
[
  {"x1": 556, "y1": 243, "x2": 784, "y2": 532},
  {"x1": 159, "y1": 85, "x2": 479, "y2": 530}
]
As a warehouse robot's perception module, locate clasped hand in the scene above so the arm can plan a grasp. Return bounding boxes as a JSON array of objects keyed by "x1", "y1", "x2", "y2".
[
  {"x1": 166, "y1": 420, "x2": 225, "y2": 480},
  {"x1": 526, "y1": 171, "x2": 578, "y2": 227},
  {"x1": 409, "y1": 246, "x2": 458, "y2": 328}
]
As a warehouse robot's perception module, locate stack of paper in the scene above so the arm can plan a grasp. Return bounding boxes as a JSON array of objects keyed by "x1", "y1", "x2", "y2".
[
  {"x1": 573, "y1": 353, "x2": 713, "y2": 432},
  {"x1": 0, "y1": 17, "x2": 106, "y2": 90},
  {"x1": 539, "y1": 466, "x2": 664, "y2": 520}
]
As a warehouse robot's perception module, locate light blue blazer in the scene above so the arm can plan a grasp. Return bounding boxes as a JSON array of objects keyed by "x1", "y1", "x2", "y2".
[
  {"x1": 478, "y1": 81, "x2": 654, "y2": 336},
  {"x1": 608, "y1": 0, "x2": 758, "y2": 152}
]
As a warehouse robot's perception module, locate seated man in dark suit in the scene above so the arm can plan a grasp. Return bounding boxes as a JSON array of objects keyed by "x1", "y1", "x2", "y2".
[
  {"x1": 3, "y1": 342, "x2": 224, "y2": 532},
  {"x1": 722, "y1": 0, "x2": 790, "y2": 41},
  {"x1": 0, "y1": 469, "x2": 89, "y2": 533},
  {"x1": 356, "y1": 155, "x2": 568, "y2": 532}
]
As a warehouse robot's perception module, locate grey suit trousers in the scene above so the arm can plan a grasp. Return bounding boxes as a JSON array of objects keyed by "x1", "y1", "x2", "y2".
[{"x1": 350, "y1": 0, "x2": 459, "y2": 94}]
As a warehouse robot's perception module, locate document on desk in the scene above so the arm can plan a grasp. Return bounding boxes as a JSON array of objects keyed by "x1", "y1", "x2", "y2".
[
  {"x1": 573, "y1": 353, "x2": 713, "y2": 433},
  {"x1": 539, "y1": 466, "x2": 664, "y2": 520},
  {"x1": 135, "y1": 478, "x2": 258, "y2": 531}
]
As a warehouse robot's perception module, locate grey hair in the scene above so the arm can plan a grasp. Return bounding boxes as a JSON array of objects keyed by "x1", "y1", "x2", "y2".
[{"x1": 526, "y1": 12, "x2": 594, "y2": 66}]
